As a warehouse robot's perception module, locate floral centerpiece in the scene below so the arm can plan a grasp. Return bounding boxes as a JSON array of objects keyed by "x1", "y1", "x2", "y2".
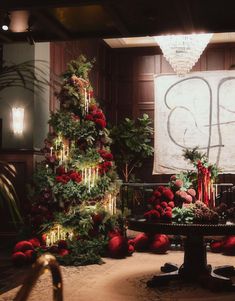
[{"x1": 143, "y1": 148, "x2": 233, "y2": 224}]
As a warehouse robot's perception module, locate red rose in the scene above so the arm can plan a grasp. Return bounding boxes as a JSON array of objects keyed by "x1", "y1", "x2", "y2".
[
  {"x1": 170, "y1": 175, "x2": 177, "y2": 181},
  {"x1": 154, "y1": 190, "x2": 162, "y2": 198},
  {"x1": 56, "y1": 175, "x2": 70, "y2": 184},
  {"x1": 103, "y1": 153, "x2": 113, "y2": 161},
  {"x1": 168, "y1": 201, "x2": 175, "y2": 208},
  {"x1": 163, "y1": 211, "x2": 172, "y2": 220},
  {"x1": 85, "y1": 114, "x2": 94, "y2": 121},
  {"x1": 157, "y1": 186, "x2": 166, "y2": 193},
  {"x1": 98, "y1": 149, "x2": 113, "y2": 161},
  {"x1": 187, "y1": 188, "x2": 196, "y2": 197},
  {"x1": 162, "y1": 189, "x2": 174, "y2": 201},
  {"x1": 174, "y1": 179, "x2": 183, "y2": 188},
  {"x1": 155, "y1": 204, "x2": 164, "y2": 214},
  {"x1": 89, "y1": 104, "x2": 98, "y2": 112},
  {"x1": 69, "y1": 172, "x2": 82, "y2": 183},
  {"x1": 160, "y1": 201, "x2": 168, "y2": 208},
  {"x1": 95, "y1": 118, "x2": 106, "y2": 129},
  {"x1": 94, "y1": 110, "x2": 105, "y2": 120}
]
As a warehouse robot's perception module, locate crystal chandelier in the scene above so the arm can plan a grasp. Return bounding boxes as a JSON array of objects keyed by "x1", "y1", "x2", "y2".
[{"x1": 154, "y1": 33, "x2": 213, "y2": 76}]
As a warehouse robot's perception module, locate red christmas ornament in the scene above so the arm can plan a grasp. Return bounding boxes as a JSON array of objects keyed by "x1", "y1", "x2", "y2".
[
  {"x1": 210, "y1": 241, "x2": 223, "y2": 253},
  {"x1": 24, "y1": 250, "x2": 37, "y2": 263},
  {"x1": 28, "y1": 238, "x2": 41, "y2": 248},
  {"x1": 12, "y1": 252, "x2": 27, "y2": 267},
  {"x1": 133, "y1": 233, "x2": 150, "y2": 251},
  {"x1": 223, "y1": 236, "x2": 235, "y2": 255},
  {"x1": 14, "y1": 241, "x2": 34, "y2": 253},
  {"x1": 108, "y1": 236, "x2": 129, "y2": 258},
  {"x1": 149, "y1": 234, "x2": 170, "y2": 254}
]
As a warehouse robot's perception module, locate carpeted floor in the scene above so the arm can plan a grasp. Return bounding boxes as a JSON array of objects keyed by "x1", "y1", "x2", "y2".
[{"x1": 1, "y1": 250, "x2": 235, "y2": 301}]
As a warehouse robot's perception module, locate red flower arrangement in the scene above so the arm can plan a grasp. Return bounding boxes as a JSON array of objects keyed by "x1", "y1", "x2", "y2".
[
  {"x1": 55, "y1": 170, "x2": 82, "y2": 184},
  {"x1": 144, "y1": 186, "x2": 174, "y2": 222},
  {"x1": 98, "y1": 149, "x2": 113, "y2": 161},
  {"x1": 85, "y1": 105, "x2": 107, "y2": 129},
  {"x1": 99, "y1": 161, "x2": 112, "y2": 175}
]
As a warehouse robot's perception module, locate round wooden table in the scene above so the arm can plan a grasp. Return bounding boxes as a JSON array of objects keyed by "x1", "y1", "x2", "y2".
[{"x1": 128, "y1": 218, "x2": 235, "y2": 291}]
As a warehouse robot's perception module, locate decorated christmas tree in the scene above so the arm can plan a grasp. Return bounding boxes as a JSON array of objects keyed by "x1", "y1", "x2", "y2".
[{"x1": 23, "y1": 55, "x2": 124, "y2": 265}]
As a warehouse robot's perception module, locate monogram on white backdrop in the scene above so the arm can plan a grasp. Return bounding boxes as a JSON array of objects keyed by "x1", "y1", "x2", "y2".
[{"x1": 153, "y1": 71, "x2": 235, "y2": 174}]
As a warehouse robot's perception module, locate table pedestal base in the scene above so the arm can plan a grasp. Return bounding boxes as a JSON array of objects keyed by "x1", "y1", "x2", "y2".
[
  {"x1": 147, "y1": 235, "x2": 235, "y2": 291},
  {"x1": 147, "y1": 263, "x2": 235, "y2": 291}
]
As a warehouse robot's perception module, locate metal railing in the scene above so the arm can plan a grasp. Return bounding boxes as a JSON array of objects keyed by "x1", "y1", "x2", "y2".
[{"x1": 14, "y1": 254, "x2": 63, "y2": 301}]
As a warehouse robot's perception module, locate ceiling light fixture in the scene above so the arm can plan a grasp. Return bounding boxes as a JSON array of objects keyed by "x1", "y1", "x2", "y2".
[
  {"x1": 2, "y1": 12, "x2": 10, "y2": 31},
  {"x1": 154, "y1": 33, "x2": 213, "y2": 76}
]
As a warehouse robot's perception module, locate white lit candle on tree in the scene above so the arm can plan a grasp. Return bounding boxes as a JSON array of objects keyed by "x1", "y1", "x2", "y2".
[{"x1": 50, "y1": 146, "x2": 53, "y2": 157}]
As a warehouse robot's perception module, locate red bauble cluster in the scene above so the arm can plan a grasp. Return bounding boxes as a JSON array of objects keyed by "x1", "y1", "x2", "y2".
[
  {"x1": 55, "y1": 168, "x2": 82, "y2": 184},
  {"x1": 85, "y1": 104, "x2": 106, "y2": 129},
  {"x1": 210, "y1": 236, "x2": 235, "y2": 255},
  {"x1": 130, "y1": 233, "x2": 170, "y2": 254},
  {"x1": 144, "y1": 186, "x2": 175, "y2": 222},
  {"x1": 12, "y1": 238, "x2": 40, "y2": 267}
]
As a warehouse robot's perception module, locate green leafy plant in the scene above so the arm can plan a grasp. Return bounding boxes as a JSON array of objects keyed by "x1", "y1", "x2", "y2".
[
  {"x1": 172, "y1": 206, "x2": 195, "y2": 224},
  {"x1": 0, "y1": 60, "x2": 50, "y2": 227},
  {"x1": 0, "y1": 161, "x2": 23, "y2": 226},
  {"x1": 111, "y1": 114, "x2": 154, "y2": 182}
]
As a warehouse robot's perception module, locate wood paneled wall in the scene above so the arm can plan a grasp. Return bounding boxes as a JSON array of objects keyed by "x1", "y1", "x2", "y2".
[
  {"x1": 50, "y1": 39, "x2": 112, "y2": 114},
  {"x1": 109, "y1": 43, "x2": 235, "y2": 183}
]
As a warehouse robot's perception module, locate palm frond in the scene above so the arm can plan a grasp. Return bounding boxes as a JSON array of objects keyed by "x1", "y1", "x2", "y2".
[{"x1": 0, "y1": 161, "x2": 23, "y2": 226}]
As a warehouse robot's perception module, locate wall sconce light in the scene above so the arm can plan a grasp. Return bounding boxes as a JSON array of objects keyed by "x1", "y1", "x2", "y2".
[
  {"x1": 12, "y1": 107, "x2": 24, "y2": 135},
  {"x1": 1, "y1": 12, "x2": 11, "y2": 31}
]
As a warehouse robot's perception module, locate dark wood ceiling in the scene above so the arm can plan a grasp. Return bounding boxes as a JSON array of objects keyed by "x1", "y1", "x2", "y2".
[{"x1": 0, "y1": 0, "x2": 235, "y2": 44}]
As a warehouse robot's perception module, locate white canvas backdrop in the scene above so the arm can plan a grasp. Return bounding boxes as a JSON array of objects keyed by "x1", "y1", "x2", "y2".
[{"x1": 153, "y1": 70, "x2": 235, "y2": 174}]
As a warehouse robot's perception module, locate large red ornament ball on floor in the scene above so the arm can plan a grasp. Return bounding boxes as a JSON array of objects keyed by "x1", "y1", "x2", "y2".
[
  {"x1": 128, "y1": 244, "x2": 135, "y2": 255},
  {"x1": 14, "y1": 241, "x2": 34, "y2": 253},
  {"x1": 28, "y1": 238, "x2": 41, "y2": 248},
  {"x1": 210, "y1": 240, "x2": 224, "y2": 253},
  {"x1": 133, "y1": 233, "x2": 150, "y2": 251},
  {"x1": 149, "y1": 234, "x2": 170, "y2": 254},
  {"x1": 12, "y1": 252, "x2": 27, "y2": 267},
  {"x1": 24, "y1": 250, "x2": 37, "y2": 263},
  {"x1": 223, "y1": 236, "x2": 235, "y2": 255},
  {"x1": 108, "y1": 235, "x2": 129, "y2": 258}
]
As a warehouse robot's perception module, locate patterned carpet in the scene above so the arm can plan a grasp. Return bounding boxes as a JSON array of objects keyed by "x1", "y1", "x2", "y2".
[{"x1": 1, "y1": 250, "x2": 235, "y2": 301}]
